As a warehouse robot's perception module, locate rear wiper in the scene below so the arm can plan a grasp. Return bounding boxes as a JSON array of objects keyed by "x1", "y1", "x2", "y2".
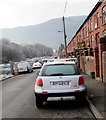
[{"x1": 49, "y1": 73, "x2": 65, "y2": 76}]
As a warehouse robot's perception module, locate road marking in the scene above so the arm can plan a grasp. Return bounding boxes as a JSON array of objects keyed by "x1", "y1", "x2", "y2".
[{"x1": 86, "y1": 97, "x2": 104, "y2": 120}]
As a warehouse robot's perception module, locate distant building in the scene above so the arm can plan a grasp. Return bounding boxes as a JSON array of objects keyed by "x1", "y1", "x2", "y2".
[{"x1": 66, "y1": 0, "x2": 106, "y2": 82}]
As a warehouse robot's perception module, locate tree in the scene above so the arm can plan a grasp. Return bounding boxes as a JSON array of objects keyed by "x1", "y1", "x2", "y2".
[
  {"x1": 58, "y1": 44, "x2": 64, "y2": 52},
  {"x1": 0, "y1": 39, "x2": 53, "y2": 63},
  {"x1": 1, "y1": 39, "x2": 25, "y2": 63}
]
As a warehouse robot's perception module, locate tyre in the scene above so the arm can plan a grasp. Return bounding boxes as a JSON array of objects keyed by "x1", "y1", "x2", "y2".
[
  {"x1": 75, "y1": 94, "x2": 86, "y2": 103},
  {"x1": 35, "y1": 96, "x2": 43, "y2": 108},
  {"x1": 27, "y1": 68, "x2": 32, "y2": 73}
]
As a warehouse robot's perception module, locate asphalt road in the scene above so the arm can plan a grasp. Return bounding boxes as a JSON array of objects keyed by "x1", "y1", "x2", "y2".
[{"x1": 2, "y1": 69, "x2": 94, "y2": 119}]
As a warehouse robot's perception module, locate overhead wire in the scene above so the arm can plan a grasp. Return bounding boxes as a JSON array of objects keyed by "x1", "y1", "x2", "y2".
[{"x1": 63, "y1": 0, "x2": 68, "y2": 16}]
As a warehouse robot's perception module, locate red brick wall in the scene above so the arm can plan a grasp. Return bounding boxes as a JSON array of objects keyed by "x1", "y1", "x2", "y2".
[
  {"x1": 85, "y1": 56, "x2": 94, "y2": 75},
  {"x1": 80, "y1": 56, "x2": 94, "y2": 75},
  {"x1": 67, "y1": 1, "x2": 106, "y2": 52},
  {"x1": 67, "y1": 1, "x2": 106, "y2": 79}
]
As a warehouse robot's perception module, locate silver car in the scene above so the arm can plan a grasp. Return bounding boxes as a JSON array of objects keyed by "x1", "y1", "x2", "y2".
[{"x1": 34, "y1": 61, "x2": 87, "y2": 108}]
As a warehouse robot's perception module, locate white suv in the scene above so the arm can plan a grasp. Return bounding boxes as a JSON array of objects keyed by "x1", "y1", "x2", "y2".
[{"x1": 34, "y1": 61, "x2": 87, "y2": 108}]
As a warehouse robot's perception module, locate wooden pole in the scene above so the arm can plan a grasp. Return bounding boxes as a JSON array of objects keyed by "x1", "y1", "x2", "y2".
[{"x1": 62, "y1": 16, "x2": 67, "y2": 58}]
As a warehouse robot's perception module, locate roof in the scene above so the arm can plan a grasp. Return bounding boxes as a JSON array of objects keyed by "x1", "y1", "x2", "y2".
[
  {"x1": 68, "y1": 0, "x2": 103, "y2": 46},
  {"x1": 43, "y1": 61, "x2": 76, "y2": 66}
]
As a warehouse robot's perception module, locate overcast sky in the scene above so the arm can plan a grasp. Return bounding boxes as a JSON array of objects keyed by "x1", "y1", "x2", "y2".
[{"x1": 0, "y1": 0, "x2": 99, "y2": 29}]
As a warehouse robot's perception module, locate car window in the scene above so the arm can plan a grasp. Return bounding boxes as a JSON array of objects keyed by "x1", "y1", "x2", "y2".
[
  {"x1": 18, "y1": 62, "x2": 26, "y2": 67},
  {"x1": 1, "y1": 64, "x2": 11, "y2": 69},
  {"x1": 40, "y1": 64, "x2": 79, "y2": 76}
]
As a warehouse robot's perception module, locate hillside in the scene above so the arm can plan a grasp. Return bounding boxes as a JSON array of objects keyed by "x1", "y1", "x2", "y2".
[{"x1": 1, "y1": 16, "x2": 86, "y2": 49}]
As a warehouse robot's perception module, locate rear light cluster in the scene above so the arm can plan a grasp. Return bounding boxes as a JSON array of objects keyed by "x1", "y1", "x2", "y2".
[
  {"x1": 75, "y1": 90, "x2": 80, "y2": 92},
  {"x1": 36, "y1": 78, "x2": 43, "y2": 87},
  {"x1": 78, "y1": 76, "x2": 84, "y2": 85}
]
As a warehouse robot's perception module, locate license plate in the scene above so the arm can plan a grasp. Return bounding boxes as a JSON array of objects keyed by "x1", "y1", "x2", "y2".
[
  {"x1": 51, "y1": 81, "x2": 70, "y2": 86},
  {"x1": 20, "y1": 68, "x2": 23, "y2": 70}
]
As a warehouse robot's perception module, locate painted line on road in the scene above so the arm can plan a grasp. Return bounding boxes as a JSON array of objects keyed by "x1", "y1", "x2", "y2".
[{"x1": 86, "y1": 96, "x2": 104, "y2": 120}]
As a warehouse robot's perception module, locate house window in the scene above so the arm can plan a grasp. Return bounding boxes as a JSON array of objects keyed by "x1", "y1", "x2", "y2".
[
  {"x1": 82, "y1": 29, "x2": 84, "y2": 38},
  {"x1": 94, "y1": 12, "x2": 100, "y2": 29},
  {"x1": 75, "y1": 39, "x2": 77, "y2": 46},
  {"x1": 78, "y1": 35, "x2": 81, "y2": 41},
  {"x1": 95, "y1": 33, "x2": 100, "y2": 47},
  {"x1": 104, "y1": 30, "x2": 106, "y2": 36},
  {"x1": 102, "y1": 6, "x2": 106, "y2": 24},
  {"x1": 90, "y1": 18, "x2": 93, "y2": 31},
  {"x1": 91, "y1": 36, "x2": 94, "y2": 48},
  {"x1": 77, "y1": 36, "x2": 78, "y2": 42},
  {"x1": 94, "y1": 14, "x2": 97, "y2": 28},
  {"x1": 97, "y1": 13, "x2": 100, "y2": 27},
  {"x1": 86, "y1": 26, "x2": 89, "y2": 37},
  {"x1": 86, "y1": 40, "x2": 90, "y2": 47}
]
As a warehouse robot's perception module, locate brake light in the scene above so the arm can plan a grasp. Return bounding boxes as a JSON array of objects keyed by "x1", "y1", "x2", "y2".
[
  {"x1": 36, "y1": 78, "x2": 43, "y2": 87},
  {"x1": 78, "y1": 76, "x2": 84, "y2": 85},
  {"x1": 75, "y1": 90, "x2": 80, "y2": 92},
  {"x1": 42, "y1": 91, "x2": 48, "y2": 93}
]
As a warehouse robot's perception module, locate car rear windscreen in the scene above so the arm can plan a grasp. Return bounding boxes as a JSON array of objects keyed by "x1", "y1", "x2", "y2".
[
  {"x1": 18, "y1": 63, "x2": 26, "y2": 67},
  {"x1": 41, "y1": 64, "x2": 79, "y2": 76}
]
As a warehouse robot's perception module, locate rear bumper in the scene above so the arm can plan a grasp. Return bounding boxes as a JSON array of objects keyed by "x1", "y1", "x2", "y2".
[
  {"x1": 33, "y1": 66, "x2": 41, "y2": 69},
  {"x1": 35, "y1": 90, "x2": 87, "y2": 98},
  {"x1": 18, "y1": 70, "x2": 27, "y2": 72}
]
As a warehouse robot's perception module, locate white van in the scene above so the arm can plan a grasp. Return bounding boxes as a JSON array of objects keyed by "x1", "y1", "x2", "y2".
[{"x1": 17, "y1": 61, "x2": 33, "y2": 73}]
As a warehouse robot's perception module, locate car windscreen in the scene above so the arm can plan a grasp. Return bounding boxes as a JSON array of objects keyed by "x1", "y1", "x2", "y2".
[{"x1": 40, "y1": 64, "x2": 79, "y2": 76}]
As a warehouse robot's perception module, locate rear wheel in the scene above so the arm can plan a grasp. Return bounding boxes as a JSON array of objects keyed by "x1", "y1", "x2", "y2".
[
  {"x1": 27, "y1": 68, "x2": 32, "y2": 73},
  {"x1": 35, "y1": 96, "x2": 43, "y2": 108},
  {"x1": 75, "y1": 94, "x2": 86, "y2": 103}
]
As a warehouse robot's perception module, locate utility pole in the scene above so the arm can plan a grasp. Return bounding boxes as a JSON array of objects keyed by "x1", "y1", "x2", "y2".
[{"x1": 62, "y1": 16, "x2": 67, "y2": 58}]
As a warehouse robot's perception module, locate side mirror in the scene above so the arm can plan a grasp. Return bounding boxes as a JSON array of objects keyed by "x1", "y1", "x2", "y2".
[
  {"x1": 78, "y1": 68, "x2": 82, "y2": 74},
  {"x1": 36, "y1": 71, "x2": 40, "y2": 75}
]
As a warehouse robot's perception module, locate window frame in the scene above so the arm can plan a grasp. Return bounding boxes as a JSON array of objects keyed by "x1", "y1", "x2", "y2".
[
  {"x1": 90, "y1": 18, "x2": 94, "y2": 31},
  {"x1": 102, "y1": 6, "x2": 106, "y2": 24},
  {"x1": 40, "y1": 64, "x2": 80, "y2": 76},
  {"x1": 91, "y1": 35, "x2": 95, "y2": 49},
  {"x1": 104, "y1": 30, "x2": 106, "y2": 36}
]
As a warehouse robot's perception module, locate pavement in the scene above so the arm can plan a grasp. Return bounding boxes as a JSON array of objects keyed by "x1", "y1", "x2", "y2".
[
  {"x1": 83, "y1": 74, "x2": 106, "y2": 119},
  {"x1": 0, "y1": 74, "x2": 13, "y2": 81}
]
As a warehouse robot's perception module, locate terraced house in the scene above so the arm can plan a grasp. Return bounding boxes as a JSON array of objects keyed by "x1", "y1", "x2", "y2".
[{"x1": 66, "y1": 0, "x2": 106, "y2": 82}]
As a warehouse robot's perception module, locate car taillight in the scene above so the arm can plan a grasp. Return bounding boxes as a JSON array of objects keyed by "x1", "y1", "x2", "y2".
[
  {"x1": 42, "y1": 91, "x2": 48, "y2": 93},
  {"x1": 78, "y1": 76, "x2": 84, "y2": 85},
  {"x1": 75, "y1": 90, "x2": 80, "y2": 92},
  {"x1": 36, "y1": 78, "x2": 43, "y2": 87}
]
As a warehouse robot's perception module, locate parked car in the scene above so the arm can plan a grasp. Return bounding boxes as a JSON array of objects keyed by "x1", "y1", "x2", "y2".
[
  {"x1": 26, "y1": 59, "x2": 34, "y2": 66},
  {"x1": 34, "y1": 61, "x2": 87, "y2": 108},
  {"x1": 33, "y1": 62, "x2": 42, "y2": 69},
  {"x1": 0, "y1": 64, "x2": 12, "y2": 75},
  {"x1": 42, "y1": 59, "x2": 48, "y2": 64},
  {"x1": 17, "y1": 61, "x2": 33, "y2": 73},
  {"x1": 53, "y1": 58, "x2": 77, "y2": 63},
  {"x1": 12, "y1": 62, "x2": 19, "y2": 75}
]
